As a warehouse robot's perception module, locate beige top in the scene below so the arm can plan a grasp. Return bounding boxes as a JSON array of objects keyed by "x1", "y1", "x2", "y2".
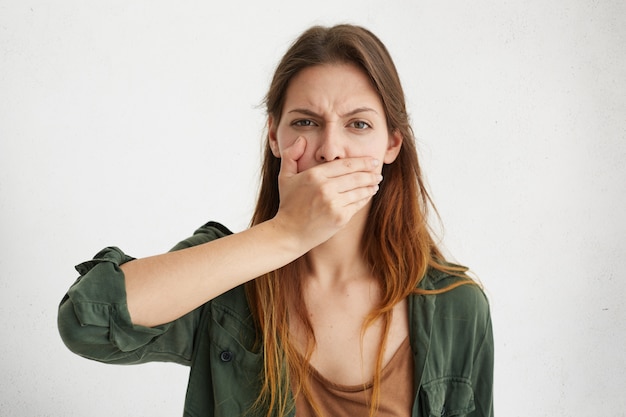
[{"x1": 295, "y1": 337, "x2": 414, "y2": 417}]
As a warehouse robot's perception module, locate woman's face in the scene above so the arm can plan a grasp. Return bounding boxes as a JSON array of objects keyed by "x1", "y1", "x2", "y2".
[{"x1": 269, "y1": 63, "x2": 402, "y2": 173}]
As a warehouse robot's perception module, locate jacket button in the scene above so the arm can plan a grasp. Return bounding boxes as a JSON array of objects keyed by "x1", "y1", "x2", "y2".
[{"x1": 220, "y1": 351, "x2": 233, "y2": 362}]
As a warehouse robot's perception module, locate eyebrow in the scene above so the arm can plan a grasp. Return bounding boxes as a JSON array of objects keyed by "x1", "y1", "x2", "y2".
[{"x1": 287, "y1": 107, "x2": 378, "y2": 118}]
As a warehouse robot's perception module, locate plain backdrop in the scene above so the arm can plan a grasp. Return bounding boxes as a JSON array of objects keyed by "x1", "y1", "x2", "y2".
[{"x1": 1, "y1": 0, "x2": 625, "y2": 416}]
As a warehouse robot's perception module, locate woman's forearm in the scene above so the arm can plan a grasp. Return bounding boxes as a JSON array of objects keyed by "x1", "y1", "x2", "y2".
[{"x1": 123, "y1": 218, "x2": 304, "y2": 327}]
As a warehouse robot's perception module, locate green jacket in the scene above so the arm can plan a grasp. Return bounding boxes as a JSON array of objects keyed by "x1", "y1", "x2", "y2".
[{"x1": 58, "y1": 221, "x2": 494, "y2": 417}]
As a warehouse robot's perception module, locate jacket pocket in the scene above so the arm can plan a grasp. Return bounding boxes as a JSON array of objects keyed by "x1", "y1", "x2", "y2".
[
  {"x1": 420, "y1": 377, "x2": 475, "y2": 416},
  {"x1": 206, "y1": 304, "x2": 263, "y2": 417},
  {"x1": 209, "y1": 313, "x2": 262, "y2": 371}
]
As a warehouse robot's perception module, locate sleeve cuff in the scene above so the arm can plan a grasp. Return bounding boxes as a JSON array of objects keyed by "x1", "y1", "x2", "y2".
[{"x1": 66, "y1": 247, "x2": 169, "y2": 352}]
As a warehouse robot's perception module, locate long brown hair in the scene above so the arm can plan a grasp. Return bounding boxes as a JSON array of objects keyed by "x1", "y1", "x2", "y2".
[{"x1": 246, "y1": 24, "x2": 469, "y2": 417}]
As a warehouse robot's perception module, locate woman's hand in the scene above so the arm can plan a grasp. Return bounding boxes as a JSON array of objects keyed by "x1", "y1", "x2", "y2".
[{"x1": 273, "y1": 137, "x2": 382, "y2": 250}]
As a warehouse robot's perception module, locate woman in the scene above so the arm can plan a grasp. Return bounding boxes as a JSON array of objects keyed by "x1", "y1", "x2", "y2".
[{"x1": 58, "y1": 24, "x2": 493, "y2": 417}]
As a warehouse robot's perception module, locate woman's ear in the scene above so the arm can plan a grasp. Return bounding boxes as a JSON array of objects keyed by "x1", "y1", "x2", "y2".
[
  {"x1": 383, "y1": 129, "x2": 403, "y2": 164},
  {"x1": 268, "y1": 116, "x2": 281, "y2": 158}
]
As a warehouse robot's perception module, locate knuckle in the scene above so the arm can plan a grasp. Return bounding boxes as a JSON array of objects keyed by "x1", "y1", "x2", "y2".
[
  {"x1": 329, "y1": 210, "x2": 346, "y2": 226},
  {"x1": 306, "y1": 169, "x2": 323, "y2": 183},
  {"x1": 318, "y1": 183, "x2": 333, "y2": 197}
]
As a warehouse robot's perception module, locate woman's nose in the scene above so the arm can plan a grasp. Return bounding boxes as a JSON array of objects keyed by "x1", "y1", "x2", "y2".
[{"x1": 315, "y1": 127, "x2": 345, "y2": 162}]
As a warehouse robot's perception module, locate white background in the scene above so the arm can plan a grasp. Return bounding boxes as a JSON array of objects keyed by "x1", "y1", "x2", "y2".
[{"x1": 1, "y1": 0, "x2": 625, "y2": 416}]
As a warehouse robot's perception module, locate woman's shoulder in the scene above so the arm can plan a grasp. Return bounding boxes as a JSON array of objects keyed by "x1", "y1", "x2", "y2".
[
  {"x1": 170, "y1": 221, "x2": 234, "y2": 251},
  {"x1": 415, "y1": 266, "x2": 491, "y2": 319}
]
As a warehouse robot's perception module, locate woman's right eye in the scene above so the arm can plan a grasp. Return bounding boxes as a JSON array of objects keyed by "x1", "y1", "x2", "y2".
[{"x1": 292, "y1": 119, "x2": 316, "y2": 127}]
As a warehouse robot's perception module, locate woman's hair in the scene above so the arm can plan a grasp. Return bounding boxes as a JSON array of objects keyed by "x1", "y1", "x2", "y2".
[{"x1": 246, "y1": 24, "x2": 469, "y2": 417}]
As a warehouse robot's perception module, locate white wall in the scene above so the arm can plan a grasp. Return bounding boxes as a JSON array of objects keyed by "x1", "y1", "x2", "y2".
[{"x1": 1, "y1": 0, "x2": 624, "y2": 415}]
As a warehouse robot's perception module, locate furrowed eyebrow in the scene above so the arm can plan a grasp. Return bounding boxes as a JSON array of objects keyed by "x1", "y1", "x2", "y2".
[
  {"x1": 287, "y1": 107, "x2": 378, "y2": 118},
  {"x1": 340, "y1": 107, "x2": 378, "y2": 118},
  {"x1": 287, "y1": 109, "x2": 322, "y2": 118}
]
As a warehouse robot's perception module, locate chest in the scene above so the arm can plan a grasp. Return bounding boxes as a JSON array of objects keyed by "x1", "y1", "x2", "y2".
[{"x1": 293, "y1": 288, "x2": 409, "y2": 386}]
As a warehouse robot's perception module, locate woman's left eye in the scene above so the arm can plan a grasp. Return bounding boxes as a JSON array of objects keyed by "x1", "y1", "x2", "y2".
[{"x1": 349, "y1": 120, "x2": 371, "y2": 130}]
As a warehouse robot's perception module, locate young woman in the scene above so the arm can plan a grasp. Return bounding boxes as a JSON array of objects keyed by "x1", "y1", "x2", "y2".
[{"x1": 58, "y1": 24, "x2": 493, "y2": 417}]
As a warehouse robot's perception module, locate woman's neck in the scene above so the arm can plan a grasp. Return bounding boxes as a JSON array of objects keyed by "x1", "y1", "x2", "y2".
[{"x1": 303, "y1": 207, "x2": 372, "y2": 286}]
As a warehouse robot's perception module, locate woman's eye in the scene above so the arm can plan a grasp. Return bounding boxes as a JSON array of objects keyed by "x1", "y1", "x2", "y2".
[
  {"x1": 350, "y1": 120, "x2": 371, "y2": 130},
  {"x1": 293, "y1": 119, "x2": 316, "y2": 127}
]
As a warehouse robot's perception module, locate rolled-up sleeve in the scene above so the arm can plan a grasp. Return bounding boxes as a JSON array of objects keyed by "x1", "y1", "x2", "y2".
[
  {"x1": 58, "y1": 222, "x2": 231, "y2": 365},
  {"x1": 58, "y1": 247, "x2": 192, "y2": 363}
]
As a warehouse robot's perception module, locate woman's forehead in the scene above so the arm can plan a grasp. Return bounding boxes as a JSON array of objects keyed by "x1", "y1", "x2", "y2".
[{"x1": 282, "y1": 63, "x2": 384, "y2": 116}]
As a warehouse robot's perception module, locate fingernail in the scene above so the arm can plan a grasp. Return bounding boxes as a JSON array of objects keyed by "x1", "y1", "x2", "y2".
[{"x1": 372, "y1": 159, "x2": 380, "y2": 167}]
